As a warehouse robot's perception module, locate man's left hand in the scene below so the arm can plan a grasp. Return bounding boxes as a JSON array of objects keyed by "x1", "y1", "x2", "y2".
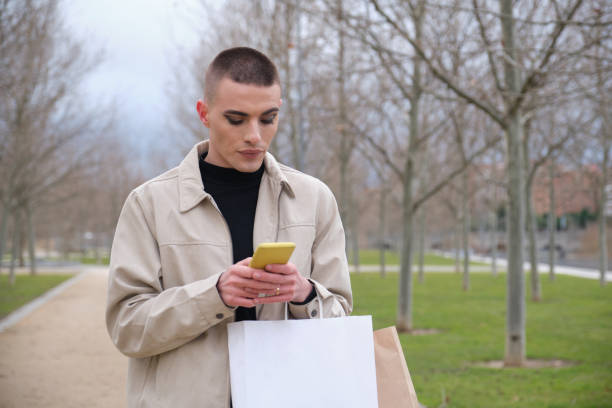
[{"x1": 244, "y1": 262, "x2": 313, "y2": 304}]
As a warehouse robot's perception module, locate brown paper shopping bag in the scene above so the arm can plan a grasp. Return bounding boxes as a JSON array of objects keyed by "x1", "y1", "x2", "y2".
[{"x1": 374, "y1": 326, "x2": 420, "y2": 408}]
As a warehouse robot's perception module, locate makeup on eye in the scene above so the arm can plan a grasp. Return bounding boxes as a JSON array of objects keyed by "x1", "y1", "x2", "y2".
[
  {"x1": 223, "y1": 112, "x2": 278, "y2": 126},
  {"x1": 260, "y1": 114, "x2": 277, "y2": 124},
  {"x1": 225, "y1": 115, "x2": 243, "y2": 125}
]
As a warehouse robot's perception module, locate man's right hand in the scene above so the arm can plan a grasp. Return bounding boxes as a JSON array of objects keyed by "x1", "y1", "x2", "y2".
[{"x1": 216, "y1": 258, "x2": 280, "y2": 307}]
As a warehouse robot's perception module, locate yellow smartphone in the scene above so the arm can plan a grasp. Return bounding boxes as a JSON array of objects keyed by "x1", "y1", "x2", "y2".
[{"x1": 249, "y1": 242, "x2": 296, "y2": 269}]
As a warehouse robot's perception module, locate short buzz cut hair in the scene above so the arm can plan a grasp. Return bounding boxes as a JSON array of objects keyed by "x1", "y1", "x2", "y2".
[{"x1": 204, "y1": 47, "x2": 280, "y2": 103}]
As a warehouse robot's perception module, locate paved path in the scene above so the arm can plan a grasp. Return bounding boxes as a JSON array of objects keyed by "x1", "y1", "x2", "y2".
[
  {"x1": 465, "y1": 253, "x2": 612, "y2": 282},
  {"x1": 350, "y1": 256, "x2": 612, "y2": 282},
  {"x1": 0, "y1": 267, "x2": 127, "y2": 408},
  {"x1": 7, "y1": 265, "x2": 85, "y2": 275}
]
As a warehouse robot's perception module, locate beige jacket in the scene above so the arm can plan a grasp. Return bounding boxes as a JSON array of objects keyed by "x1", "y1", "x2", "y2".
[{"x1": 106, "y1": 141, "x2": 352, "y2": 408}]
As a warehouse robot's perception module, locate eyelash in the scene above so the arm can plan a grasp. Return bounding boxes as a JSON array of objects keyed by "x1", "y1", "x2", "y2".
[{"x1": 225, "y1": 116, "x2": 276, "y2": 126}]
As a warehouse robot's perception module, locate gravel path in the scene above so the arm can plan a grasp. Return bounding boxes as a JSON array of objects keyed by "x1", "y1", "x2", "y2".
[{"x1": 0, "y1": 267, "x2": 127, "y2": 408}]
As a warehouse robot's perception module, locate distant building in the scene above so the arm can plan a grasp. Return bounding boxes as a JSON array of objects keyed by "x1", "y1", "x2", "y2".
[{"x1": 532, "y1": 163, "x2": 598, "y2": 217}]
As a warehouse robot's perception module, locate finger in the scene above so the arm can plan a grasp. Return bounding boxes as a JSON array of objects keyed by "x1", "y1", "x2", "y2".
[
  {"x1": 223, "y1": 286, "x2": 259, "y2": 299},
  {"x1": 225, "y1": 296, "x2": 256, "y2": 308},
  {"x1": 219, "y1": 287, "x2": 257, "y2": 307},
  {"x1": 252, "y1": 270, "x2": 294, "y2": 284},
  {"x1": 245, "y1": 287, "x2": 275, "y2": 296},
  {"x1": 245, "y1": 285, "x2": 289, "y2": 297},
  {"x1": 230, "y1": 276, "x2": 279, "y2": 291},
  {"x1": 228, "y1": 265, "x2": 259, "y2": 279},
  {"x1": 237, "y1": 257, "x2": 253, "y2": 266},
  {"x1": 253, "y1": 293, "x2": 294, "y2": 305},
  {"x1": 263, "y1": 263, "x2": 296, "y2": 275}
]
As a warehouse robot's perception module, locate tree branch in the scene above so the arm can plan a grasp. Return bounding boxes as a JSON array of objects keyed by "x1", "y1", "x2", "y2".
[
  {"x1": 472, "y1": 0, "x2": 504, "y2": 94},
  {"x1": 347, "y1": 120, "x2": 404, "y2": 181},
  {"x1": 369, "y1": 0, "x2": 506, "y2": 127},
  {"x1": 508, "y1": 0, "x2": 585, "y2": 117},
  {"x1": 412, "y1": 133, "x2": 503, "y2": 212}
]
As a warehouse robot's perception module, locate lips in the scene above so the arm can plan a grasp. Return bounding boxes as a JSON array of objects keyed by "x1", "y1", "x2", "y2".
[{"x1": 239, "y1": 149, "x2": 263, "y2": 158}]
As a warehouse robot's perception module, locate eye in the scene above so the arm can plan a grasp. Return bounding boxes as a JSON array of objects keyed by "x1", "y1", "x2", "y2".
[
  {"x1": 225, "y1": 116, "x2": 243, "y2": 125},
  {"x1": 260, "y1": 115, "x2": 277, "y2": 125}
]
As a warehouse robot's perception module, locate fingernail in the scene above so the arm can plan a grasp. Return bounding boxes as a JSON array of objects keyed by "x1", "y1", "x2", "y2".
[{"x1": 253, "y1": 273, "x2": 259, "y2": 279}]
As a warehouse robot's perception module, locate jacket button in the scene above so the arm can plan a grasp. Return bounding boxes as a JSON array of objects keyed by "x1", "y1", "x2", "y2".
[
  {"x1": 216, "y1": 313, "x2": 224, "y2": 319},
  {"x1": 310, "y1": 309, "x2": 318, "y2": 317}
]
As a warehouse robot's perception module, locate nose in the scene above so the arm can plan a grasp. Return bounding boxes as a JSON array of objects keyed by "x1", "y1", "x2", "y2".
[{"x1": 245, "y1": 120, "x2": 262, "y2": 144}]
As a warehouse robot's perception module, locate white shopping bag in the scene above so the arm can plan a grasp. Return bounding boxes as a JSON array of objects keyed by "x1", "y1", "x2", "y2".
[{"x1": 227, "y1": 301, "x2": 378, "y2": 408}]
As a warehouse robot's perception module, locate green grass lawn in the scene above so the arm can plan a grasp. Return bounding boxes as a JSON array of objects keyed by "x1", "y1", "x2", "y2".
[
  {"x1": 352, "y1": 250, "x2": 488, "y2": 267},
  {"x1": 351, "y1": 272, "x2": 612, "y2": 407},
  {"x1": 79, "y1": 256, "x2": 110, "y2": 265},
  {"x1": 0, "y1": 274, "x2": 73, "y2": 319}
]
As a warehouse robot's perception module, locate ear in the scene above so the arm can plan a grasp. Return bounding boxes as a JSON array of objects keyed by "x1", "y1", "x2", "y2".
[
  {"x1": 196, "y1": 100, "x2": 210, "y2": 128},
  {"x1": 279, "y1": 98, "x2": 283, "y2": 108}
]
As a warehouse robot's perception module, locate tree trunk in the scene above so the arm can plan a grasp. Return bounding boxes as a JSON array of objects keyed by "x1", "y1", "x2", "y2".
[
  {"x1": 454, "y1": 217, "x2": 461, "y2": 273},
  {"x1": 94, "y1": 242, "x2": 101, "y2": 264},
  {"x1": 418, "y1": 206, "x2": 426, "y2": 283},
  {"x1": 525, "y1": 179, "x2": 540, "y2": 301},
  {"x1": 379, "y1": 186, "x2": 387, "y2": 278},
  {"x1": 504, "y1": 114, "x2": 526, "y2": 366},
  {"x1": 599, "y1": 139, "x2": 609, "y2": 287},
  {"x1": 18, "y1": 222, "x2": 25, "y2": 267},
  {"x1": 0, "y1": 204, "x2": 10, "y2": 274},
  {"x1": 462, "y1": 168, "x2": 470, "y2": 291},
  {"x1": 26, "y1": 200, "x2": 37, "y2": 275},
  {"x1": 548, "y1": 158, "x2": 556, "y2": 281},
  {"x1": 396, "y1": 0, "x2": 423, "y2": 332},
  {"x1": 397, "y1": 164, "x2": 414, "y2": 332},
  {"x1": 337, "y1": 0, "x2": 352, "y2": 262},
  {"x1": 283, "y1": 4, "x2": 297, "y2": 166},
  {"x1": 350, "y1": 194, "x2": 360, "y2": 274},
  {"x1": 417, "y1": 146, "x2": 429, "y2": 283},
  {"x1": 523, "y1": 135, "x2": 541, "y2": 301},
  {"x1": 9, "y1": 212, "x2": 22, "y2": 286},
  {"x1": 490, "y1": 208, "x2": 498, "y2": 276},
  {"x1": 295, "y1": 4, "x2": 306, "y2": 172},
  {"x1": 501, "y1": 0, "x2": 526, "y2": 366}
]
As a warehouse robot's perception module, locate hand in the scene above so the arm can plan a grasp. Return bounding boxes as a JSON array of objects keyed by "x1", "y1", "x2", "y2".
[
  {"x1": 216, "y1": 259, "x2": 313, "y2": 307},
  {"x1": 216, "y1": 258, "x2": 279, "y2": 307},
  {"x1": 247, "y1": 262, "x2": 313, "y2": 304}
]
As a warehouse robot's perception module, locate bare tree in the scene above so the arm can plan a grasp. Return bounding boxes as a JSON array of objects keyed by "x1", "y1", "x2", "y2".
[
  {"x1": 592, "y1": 7, "x2": 612, "y2": 286},
  {"x1": 335, "y1": 0, "x2": 361, "y2": 270},
  {"x1": 365, "y1": 0, "x2": 590, "y2": 365},
  {"x1": 0, "y1": 0, "x2": 111, "y2": 279},
  {"x1": 547, "y1": 156, "x2": 556, "y2": 280}
]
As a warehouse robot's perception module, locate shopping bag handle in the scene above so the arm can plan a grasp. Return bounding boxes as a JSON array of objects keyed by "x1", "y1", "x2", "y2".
[{"x1": 284, "y1": 295, "x2": 324, "y2": 320}]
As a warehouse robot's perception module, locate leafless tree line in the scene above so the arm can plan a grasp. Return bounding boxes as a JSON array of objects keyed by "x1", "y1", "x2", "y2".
[
  {"x1": 0, "y1": 0, "x2": 139, "y2": 283},
  {"x1": 169, "y1": 0, "x2": 610, "y2": 366},
  {"x1": 10, "y1": 0, "x2": 608, "y2": 371}
]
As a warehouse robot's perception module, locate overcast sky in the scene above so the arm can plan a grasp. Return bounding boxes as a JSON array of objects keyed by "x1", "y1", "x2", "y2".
[{"x1": 63, "y1": 0, "x2": 213, "y2": 172}]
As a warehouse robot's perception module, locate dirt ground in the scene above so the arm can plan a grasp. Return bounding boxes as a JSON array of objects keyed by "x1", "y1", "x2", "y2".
[{"x1": 0, "y1": 267, "x2": 127, "y2": 408}]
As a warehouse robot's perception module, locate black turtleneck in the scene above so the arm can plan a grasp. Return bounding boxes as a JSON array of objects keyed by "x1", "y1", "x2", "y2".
[{"x1": 199, "y1": 153, "x2": 264, "y2": 322}]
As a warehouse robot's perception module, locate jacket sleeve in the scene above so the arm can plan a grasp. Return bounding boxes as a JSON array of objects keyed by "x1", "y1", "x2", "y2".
[
  {"x1": 289, "y1": 182, "x2": 353, "y2": 319},
  {"x1": 105, "y1": 191, "x2": 235, "y2": 359}
]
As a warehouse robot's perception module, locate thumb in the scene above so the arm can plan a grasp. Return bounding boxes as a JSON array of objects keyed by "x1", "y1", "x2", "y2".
[{"x1": 238, "y1": 257, "x2": 253, "y2": 266}]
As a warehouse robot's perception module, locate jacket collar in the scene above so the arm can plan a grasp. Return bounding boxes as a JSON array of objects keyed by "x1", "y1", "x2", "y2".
[{"x1": 178, "y1": 140, "x2": 294, "y2": 213}]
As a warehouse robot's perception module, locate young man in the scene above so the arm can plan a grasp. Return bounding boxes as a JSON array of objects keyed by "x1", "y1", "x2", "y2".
[{"x1": 106, "y1": 47, "x2": 352, "y2": 407}]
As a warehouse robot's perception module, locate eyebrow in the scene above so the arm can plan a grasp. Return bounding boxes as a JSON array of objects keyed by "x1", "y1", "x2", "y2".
[{"x1": 223, "y1": 108, "x2": 279, "y2": 117}]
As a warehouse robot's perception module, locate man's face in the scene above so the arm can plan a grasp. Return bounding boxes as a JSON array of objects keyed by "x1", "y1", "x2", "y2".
[{"x1": 196, "y1": 78, "x2": 282, "y2": 173}]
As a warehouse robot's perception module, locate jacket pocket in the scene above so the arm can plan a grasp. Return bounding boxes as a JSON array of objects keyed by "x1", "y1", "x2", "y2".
[{"x1": 159, "y1": 242, "x2": 229, "y2": 288}]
